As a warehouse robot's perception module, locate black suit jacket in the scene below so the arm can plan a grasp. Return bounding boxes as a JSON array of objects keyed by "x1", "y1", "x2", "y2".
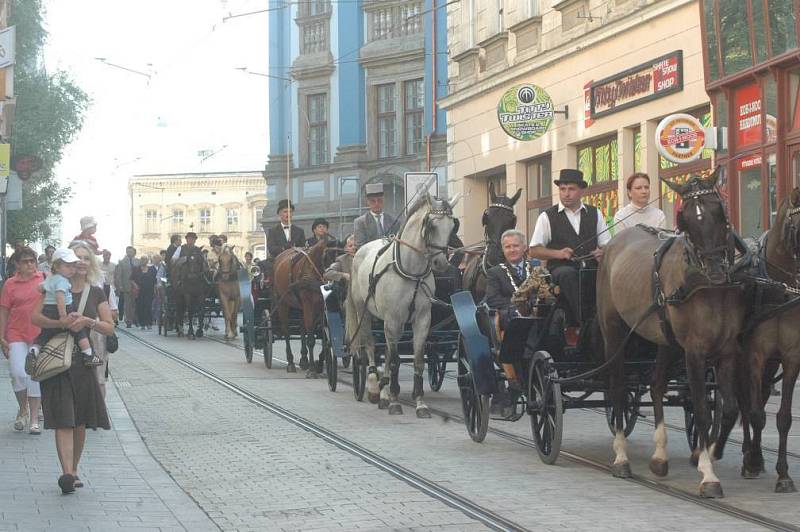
[
  {"x1": 267, "y1": 223, "x2": 306, "y2": 259},
  {"x1": 485, "y1": 261, "x2": 531, "y2": 310}
]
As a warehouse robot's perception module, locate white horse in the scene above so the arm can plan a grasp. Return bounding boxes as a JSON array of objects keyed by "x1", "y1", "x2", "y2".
[{"x1": 345, "y1": 192, "x2": 459, "y2": 416}]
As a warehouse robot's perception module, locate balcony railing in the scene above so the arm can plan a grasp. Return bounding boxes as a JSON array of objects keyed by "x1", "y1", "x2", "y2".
[
  {"x1": 301, "y1": 19, "x2": 328, "y2": 54},
  {"x1": 367, "y1": 1, "x2": 423, "y2": 42}
]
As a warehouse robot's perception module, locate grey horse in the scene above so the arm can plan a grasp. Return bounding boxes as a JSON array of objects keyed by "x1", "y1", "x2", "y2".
[{"x1": 345, "y1": 192, "x2": 459, "y2": 416}]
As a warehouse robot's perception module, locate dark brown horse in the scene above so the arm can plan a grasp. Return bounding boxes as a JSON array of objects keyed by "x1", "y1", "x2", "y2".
[
  {"x1": 597, "y1": 169, "x2": 746, "y2": 498},
  {"x1": 462, "y1": 182, "x2": 521, "y2": 301},
  {"x1": 739, "y1": 188, "x2": 800, "y2": 493},
  {"x1": 272, "y1": 239, "x2": 328, "y2": 376}
]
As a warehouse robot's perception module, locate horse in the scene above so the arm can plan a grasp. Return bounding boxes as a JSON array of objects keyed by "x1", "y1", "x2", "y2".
[
  {"x1": 738, "y1": 188, "x2": 800, "y2": 493},
  {"x1": 172, "y1": 245, "x2": 211, "y2": 339},
  {"x1": 272, "y1": 238, "x2": 328, "y2": 377},
  {"x1": 215, "y1": 244, "x2": 242, "y2": 340},
  {"x1": 462, "y1": 182, "x2": 521, "y2": 301},
  {"x1": 597, "y1": 168, "x2": 746, "y2": 498},
  {"x1": 345, "y1": 192, "x2": 459, "y2": 416}
]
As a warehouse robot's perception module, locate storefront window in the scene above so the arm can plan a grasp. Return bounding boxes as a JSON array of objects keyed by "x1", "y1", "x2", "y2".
[
  {"x1": 768, "y1": 152, "x2": 778, "y2": 225},
  {"x1": 752, "y1": 0, "x2": 769, "y2": 63},
  {"x1": 719, "y1": 0, "x2": 753, "y2": 75},
  {"x1": 790, "y1": 68, "x2": 800, "y2": 131},
  {"x1": 577, "y1": 136, "x2": 619, "y2": 225},
  {"x1": 765, "y1": 75, "x2": 778, "y2": 144},
  {"x1": 703, "y1": 0, "x2": 720, "y2": 80},
  {"x1": 526, "y1": 157, "x2": 552, "y2": 236},
  {"x1": 713, "y1": 91, "x2": 728, "y2": 155},
  {"x1": 633, "y1": 127, "x2": 642, "y2": 173},
  {"x1": 739, "y1": 154, "x2": 764, "y2": 238},
  {"x1": 768, "y1": 0, "x2": 797, "y2": 55}
]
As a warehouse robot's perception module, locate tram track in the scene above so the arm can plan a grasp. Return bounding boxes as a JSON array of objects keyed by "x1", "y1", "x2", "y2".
[
  {"x1": 119, "y1": 330, "x2": 528, "y2": 532},
  {"x1": 199, "y1": 333, "x2": 799, "y2": 532}
]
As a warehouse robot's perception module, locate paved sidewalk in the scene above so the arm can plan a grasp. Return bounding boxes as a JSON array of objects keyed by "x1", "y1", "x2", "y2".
[{"x1": 0, "y1": 358, "x2": 218, "y2": 532}]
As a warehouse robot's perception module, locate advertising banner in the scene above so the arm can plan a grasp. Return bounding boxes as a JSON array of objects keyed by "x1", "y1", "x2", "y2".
[
  {"x1": 655, "y1": 114, "x2": 706, "y2": 164},
  {"x1": 734, "y1": 82, "x2": 762, "y2": 148},
  {"x1": 497, "y1": 84, "x2": 554, "y2": 141}
]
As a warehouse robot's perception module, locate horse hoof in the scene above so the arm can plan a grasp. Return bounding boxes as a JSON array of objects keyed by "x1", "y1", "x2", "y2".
[
  {"x1": 415, "y1": 407, "x2": 431, "y2": 419},
  {"x1": 378, "y1": 398, "x2": 389, "y2": 410},
  {"x1": 177, "y1": 332, "x2": 184, "y2": 337},
  {"x1": 388, "y1": 403, "x2": 403, "y2": 415},
  {"x1": 741, "y1": 464, "x2": 761, "y2": 479},
  {"x1": 690, "y1": 449, "x2": 701, "y2": 467},
  {"x1": 305, "y1": 370, "x2": 319, "y2": 379},
  {"x1": 649, "y1": 459, "x2": 669, "y2": 477},
  {"x1": 699, "y1": 482, "x2": 723, "y2": 499},
  {"x1": 775, "y1": 479, "x2": 797, "y2": 493},
  {"x1": 611, "y1": 462, "x2": 632, "y2": 479},
  {"x1": 286, "y1": 363, "x2": 297, "y2": 373},
  {"x1": 299, "y1": 358, "x2": 309, "y2": 370},
  {"x1": 367, "y1": 392, "x2": 380, "y2": 404}
]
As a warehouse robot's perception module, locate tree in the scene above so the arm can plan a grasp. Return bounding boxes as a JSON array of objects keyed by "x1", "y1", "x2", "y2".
[{"x1": 6, "y1": 0, "x2": 89, "y2": 244}]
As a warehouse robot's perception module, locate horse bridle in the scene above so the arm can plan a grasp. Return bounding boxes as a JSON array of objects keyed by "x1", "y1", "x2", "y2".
[
  {"x1": 679, "y1": 186, "x2": 735, "y2": 282},
  {"x1": 782, "y1": 205, "x2": 800, "y2": 261},
  {"x1": 394, "y1": 198, "x2": 454, "y2": 280}
]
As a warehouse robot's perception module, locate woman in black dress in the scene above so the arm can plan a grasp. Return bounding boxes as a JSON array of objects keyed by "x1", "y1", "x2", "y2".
[{"x1": 131, "y1": 255, "x2": 156, "y2": 330}]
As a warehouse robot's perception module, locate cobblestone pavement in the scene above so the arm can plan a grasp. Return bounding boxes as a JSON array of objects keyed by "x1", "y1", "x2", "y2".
[
  {"x1": 107, "y1": 326, "x2": 800, "y2": 531},
  {"x1": 0, "y1": 358, "x2": 217, "y2": 532}
]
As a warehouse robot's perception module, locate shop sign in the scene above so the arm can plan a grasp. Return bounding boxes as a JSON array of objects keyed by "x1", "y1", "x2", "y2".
[
  {"x1": 655, "y1": 113, "x2": 706, "y2": 163},
  {"x1": 590, "y1": 50, "x2": 683, "y2": 119},
  {"x1": 497, "y1": 84, "x2": 554, "y2": 141},
  {"x1": 737, "y1": 153, "x2": 762, "y2": 171},
  {"x1": 0, "y1": 144, "x2": 9, "y2": 178},
  {"x1": 735, "y1": 83, "x2": 762, "y2": 147},
  {"x1": 583, "y1": 81, "x2": 594, "y2": 128},
  {"x1": 0, "y1": 27, "x2": 15, "y2": 70}
]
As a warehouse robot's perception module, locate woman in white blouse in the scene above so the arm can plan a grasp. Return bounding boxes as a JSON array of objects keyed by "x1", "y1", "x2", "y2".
[{"x1": 613, "y1": 173, "x2": 666, "y2": 232}]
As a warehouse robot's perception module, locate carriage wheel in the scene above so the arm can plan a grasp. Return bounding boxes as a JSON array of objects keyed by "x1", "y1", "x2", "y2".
[
  {"x1": 351, "y1": 350, "x2": 367, "y2": 402},
  {"x1": 263, "y1": 309, "x2": 274, "y2": 369},
  {"x1": 323, "y1": 317, "x2": 337, "y2": 392},
  {"x1": 528, "y1": 351, "x2": 563, "y2": 465},
  {"x1": 457, "y1": 337, "x2": 489, "y2": 443},
  {"x1": 427, "y1": 351, "x2": 447, "y2": 392},
  {"x1": 683, "y1": 367, "x2": 722, "y2": 451},
  {"x1": 603, "y1": 390, "x2": 641, "y2": 437}
]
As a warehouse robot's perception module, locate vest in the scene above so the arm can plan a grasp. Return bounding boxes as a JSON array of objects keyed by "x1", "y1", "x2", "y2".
[{"x1": 544, "y1": 204, "x2": 599, "y2": 270}]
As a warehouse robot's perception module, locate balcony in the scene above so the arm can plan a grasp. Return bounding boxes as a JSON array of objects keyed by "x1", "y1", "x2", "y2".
[{"x1": 360, "y1": 1, "x2": 424, "y2": 67}]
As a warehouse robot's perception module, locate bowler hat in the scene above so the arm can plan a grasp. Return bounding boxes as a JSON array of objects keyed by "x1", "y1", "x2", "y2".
[
  {"x1": 276, "y1": 199, "x2": 295, "y2": 214},
  {"x1": 311, "y1": 218, "x2": 329, "y2": 230},
  {"x1": 185, "y1": 231, "x2": 198, "y2": 240},
  {"x1": 554, "y1": 169, "x2": 588, "y2": 189},
  {"x1": 365, "y1": 183, "x2": 384, "y2": 197}
]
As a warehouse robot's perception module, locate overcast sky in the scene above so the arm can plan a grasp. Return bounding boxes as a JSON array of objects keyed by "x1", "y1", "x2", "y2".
[{"x1": 42, "y1": 0, "x2": 269, "y2": 256}]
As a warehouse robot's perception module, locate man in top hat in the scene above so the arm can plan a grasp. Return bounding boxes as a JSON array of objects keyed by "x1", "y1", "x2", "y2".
[
  {"x1": 353, "y1": 183, "x2": 396, "y2": 247},
  {"x1": 267, "y1": 199, "x2": 306, "y2": 260},
  {"x1": 529, "y1": 169, "x2": 610, "y2": 344},
  {"x1": 73, "y1": 216, "x2": 102, "y2": 255}
]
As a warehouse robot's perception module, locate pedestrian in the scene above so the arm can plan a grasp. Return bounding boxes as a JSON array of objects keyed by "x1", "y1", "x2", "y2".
[
  {"x1": 151, "y1": 253, "x2": 166, "y2": 325},
  {"x1": 131, "y1": 255, "x2": 156, "y2": 330},
  {"x1": 38, "y1": 245, "x2": 56, "y2": 275},
  {"x1": 244, "y1": 251, "x2": 255, "y2": 280},
  {"x1": 164, "y1": 234, "x2": 181, "y2": 275},
  {"x1": 99, "y1": 250, "x2": 116, "y2": 300},
  {"x1": 0, "y1": 246, "x2": 44, "y2": 435},
  {"x1": 6, "y1": 239, "x2": 25, "y2": 278},
  {"x1": 323, "y1": 234, "x2": 356, "y2": 284},
  {"x1": 32, "y1": 242, "x2": 113, "y2": 494},
  {"x1": 114, "y1": 246, "x2": 139, "y2": 327},
  {"x1": 613, "y1": 172, "x2": 666, "y2": 232},
  {"x1": 72, "y1": 216, "x2": 103, "y2": 255}
]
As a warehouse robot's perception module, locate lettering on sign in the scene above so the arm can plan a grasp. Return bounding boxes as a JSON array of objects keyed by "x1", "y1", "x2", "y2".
[
  {"x1": 735, "y1": 82, "x2": 762, "y2": 148},
  {"x1": 497, "y1": 84, "x2": 555, "y2": 141},
  {"x1": 590, "y1": 51, "x2": 683, "y2": 119},
  {"x1": 655, "y1": 113, "x2": 706, "y2": 164}
]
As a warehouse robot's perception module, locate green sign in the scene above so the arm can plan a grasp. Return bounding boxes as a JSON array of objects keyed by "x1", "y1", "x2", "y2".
[{"x1": 497, "y1": 84, "x2": 554, "y2": 141}]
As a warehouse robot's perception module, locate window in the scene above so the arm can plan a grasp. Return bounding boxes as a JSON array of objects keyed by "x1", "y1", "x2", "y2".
[
  {"x1": 253, "y1": 244, "x2": 266, "y2": 261},
  {"x1": 377, "y1": 84, "x2": 396, "y2": 158},
  {"x1": 307, "y1": 94, "x2": 328, "y2": 165},
  {"x1": 719, "y1": 0, "x2": 753, "y2": 76},
  {"x1": 369, "y1": 2, "x2": 422, "y2": 42},
  {"x1": 632, "y1": 127, "x2": 642, "y2": 173},
  {"x1": 171, "y1": 209, "x2": 184, "y2": 233},
  {"x1": 199, "y1": 208, "x2": 212, "y2": 233},
  {"x1": 526, "y1": 157, "x2": 552, "y2": 236},
  {"x1": 145, "y1": 209, "x2": 158, "y2": 234},
  {"x1": 404, "y1": 79, "x2": 424, "y2": 156},
  {"x1": 301, "y1": 21, "x2": 328, "y2": 54},
  {"x1": 226, "y1": 208, "x2": 239, "y2": 232},
  {"x1": 253, "y1": 206, "x2": 264, "y2": 231},
  {"x1": 496, "y1": 0, "x2": 504, "y2": 33},
  {"x1": 526, "y1": 0, "x2": 539, "y2": 17},
  {"x1": 703, "y1": 0, "x2": 720, "y2": 80},
  {"x1": 266, "y1": 183, "x2": 278, "y2": 200},
  {"x1": 303, "y1": 179, "x2": 325, "y2": 198},
  {"x1": 339, "y1": 176, "x2": 358, "y2": 195},
  {"x1": 768, "y1": 0, "x2": 797, "y2": 55},
  {"x1": 576, "y1": 136, "x2": 620, "y2": 223},
  {"x1": 301, "y1": 0, "x2": 330, "y2": 17}
]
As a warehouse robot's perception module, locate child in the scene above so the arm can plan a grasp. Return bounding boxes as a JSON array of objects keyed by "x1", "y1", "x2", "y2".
[{"x1": 30, "y1": 248, "x2": 101, "y2": 367}]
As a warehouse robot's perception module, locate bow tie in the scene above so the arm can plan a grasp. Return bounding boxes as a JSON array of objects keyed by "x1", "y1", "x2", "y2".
[{"x1": 282, "y1": 225, "x2": 290, "y2": 230}]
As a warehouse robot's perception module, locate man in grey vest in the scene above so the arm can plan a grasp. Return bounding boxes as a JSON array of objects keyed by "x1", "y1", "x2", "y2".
[
  {"x1": 353, "y1": 183, "x2": 396, "y2": 247},
  {"x1": 529, "y1": 169, "x2": 610, "y2": 340}
]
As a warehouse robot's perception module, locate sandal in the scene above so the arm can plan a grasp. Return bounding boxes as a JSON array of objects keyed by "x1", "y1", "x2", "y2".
[
  {"x1": 84, "y1": 354, "x2": 104, "y2": 367},
  {"x1": 29, "y1": 423, "x2": 41, "y2": 435},
  {"x1": 58, "y1": 474, "x2": 75, "y2": 494},
  {"x1": 13, "y1": 412, "x2": 27, "y2": 431},
  {"x1": 73, "y1": 477, "x2": 83, "y2": 488}
]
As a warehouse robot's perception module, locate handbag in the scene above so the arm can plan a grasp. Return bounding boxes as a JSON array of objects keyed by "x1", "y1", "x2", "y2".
[
  {"x1": 106, "y1": 333, "x2": 119, "y2": 353},
  {"x1": 28, "y1": 284, "x2": 91, "y2": 382}
]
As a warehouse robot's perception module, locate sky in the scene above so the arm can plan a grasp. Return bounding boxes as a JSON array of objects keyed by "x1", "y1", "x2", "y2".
[{"x1": 42, "y1": 0, "x2": 269, "y2": 257}]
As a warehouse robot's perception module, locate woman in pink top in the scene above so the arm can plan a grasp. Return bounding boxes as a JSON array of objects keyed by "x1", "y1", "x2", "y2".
[{"x1": 0, "y1": 246, "x2": 45, "y2": 434}]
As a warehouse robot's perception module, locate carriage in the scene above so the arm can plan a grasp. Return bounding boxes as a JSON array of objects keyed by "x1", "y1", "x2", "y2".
[{"x1": 452, "y1": 264, "x2": 722, "y2": 465}]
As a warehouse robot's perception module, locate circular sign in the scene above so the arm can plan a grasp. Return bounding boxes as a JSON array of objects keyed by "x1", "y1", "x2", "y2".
[
  {"x1": 656, "y1": 113, "x2": 706, "y2": 164},
  {"x1": 497, "y1": 84, "x2": 554, "y2": 141}
]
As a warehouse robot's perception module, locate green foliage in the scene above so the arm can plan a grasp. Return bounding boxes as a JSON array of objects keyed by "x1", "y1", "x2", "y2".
[{"x1": 6, "y1": 0, "x2": 89, "y2": 244}]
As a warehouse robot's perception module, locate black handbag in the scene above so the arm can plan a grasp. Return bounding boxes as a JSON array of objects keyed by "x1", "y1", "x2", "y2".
[{"x1": 106, "y1": 333, "x2": 119, "y2": 354}]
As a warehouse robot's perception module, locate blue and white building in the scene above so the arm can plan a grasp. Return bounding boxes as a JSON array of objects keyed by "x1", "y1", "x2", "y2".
[{"x1": 264, "y1": 0, "x2": 448, "y2": 237}]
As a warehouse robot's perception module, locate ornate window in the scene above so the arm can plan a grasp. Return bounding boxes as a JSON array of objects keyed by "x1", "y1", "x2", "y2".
[
  {"x1": 253, "y1": 206, "x2": 264, "y2": 231},
  {"x1": 377, "y1": 83, "x2": 397, "y2": 159},
  {"x1": 301, "y1": 20, "x2": 328, "y2": 54},
  {"x1": 171, "y1": 209, "x2": 184, "y2": 234},
  {"x1": 144, "y1": 209, "x2": 159, "y2": 234},
  {"x1": 226, "y1": 208, "x2": 239, "y2": 232},
  {"x1": 367, "y1": 1, "x2": 422, "y2": 42},
  {"x1": 404, "y1": 79, "x2": 424, "y2": 156},
  {"x1": 199, "y1": 208, "x2": 212, "y2": 233},
  {"x1": 308, "y1": 94, "x2": 329, "y2": 166}
]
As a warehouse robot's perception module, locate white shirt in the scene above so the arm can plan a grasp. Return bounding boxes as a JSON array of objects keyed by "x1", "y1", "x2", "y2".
[
  {"x1": 171, "y1": 245, "x2": 183, "y2": 262},
  {"x1": 529, "y1": 202, "x2": 611, "y2": 248},
  {"x1": 613, "y1": 203, "x2": 666, "y2": 233},
  {"x1": 282, "y1": 224, "x2": 291, "y2": 241}
]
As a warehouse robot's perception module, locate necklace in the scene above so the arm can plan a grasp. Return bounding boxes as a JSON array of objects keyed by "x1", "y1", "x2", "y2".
[{"x1": 499, "y1": 261, "x2": 531, "y2": 291}]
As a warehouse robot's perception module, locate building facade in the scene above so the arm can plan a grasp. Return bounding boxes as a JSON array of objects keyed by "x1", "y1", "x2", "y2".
[
  {"x1": 442, "y1": 0, "x2": 714, "y2": 243},
  {"x1": 266, "y1": 0, "x2": 448, "y2": 239},
  {"x1": 129, "y1": 171, "x2": 268, "y2": 258},
  {"x1": 699, "y1": 0, "x2": 800, "y2": 238}
]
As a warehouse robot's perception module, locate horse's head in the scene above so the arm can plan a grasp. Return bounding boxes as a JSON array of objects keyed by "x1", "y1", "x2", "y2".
[
  {"x1": 780, "y1": 187, "x2": 800, "y2": 262},
  {"x1": 217, "y1": 244, "x2": 237, "y2": 272},
  {"x1": 662, "y1": 167, "x2": 732, "y2": 284},
  {"x1": 484, "y1": 182, "x2": 521, "y2": 264},
  {"x1": 422, "y1": 193, "x2": 460, "y2": 273}
]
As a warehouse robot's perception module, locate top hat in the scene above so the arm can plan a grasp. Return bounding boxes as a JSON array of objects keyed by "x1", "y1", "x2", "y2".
[
  {"x1": 365, "y1": 183, "x2": 384, "y2": 197},
  {"x1": 553, "y1": 169, "x2": 588, "y2": 189},
  {"x1": 311, "y1": 218, "x2": 329, "y2": 229},
  {"x1": 80, "y1": 216, "x2": 97, "y2": 231},
  {"x1": 276, "y1": 199, "x2": 295, "y2": 214},
  {"x1": 185, "y1": 231, "x2": 198, "y2": 240}
]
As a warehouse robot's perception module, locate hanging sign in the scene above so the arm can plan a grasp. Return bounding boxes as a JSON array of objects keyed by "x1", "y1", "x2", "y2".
[
  {"x1": 0, "y1": 144, "x2": 9, "y2": 177},
  {"x1": 655, "y1": 113, "x2": 706, "y2": 163},
  {"x1": 497, "y1": 84, "x2": 554, "y2": 141},
  {"x1": 734, "y1": 82, "x2": 762, "y2": 147}
]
